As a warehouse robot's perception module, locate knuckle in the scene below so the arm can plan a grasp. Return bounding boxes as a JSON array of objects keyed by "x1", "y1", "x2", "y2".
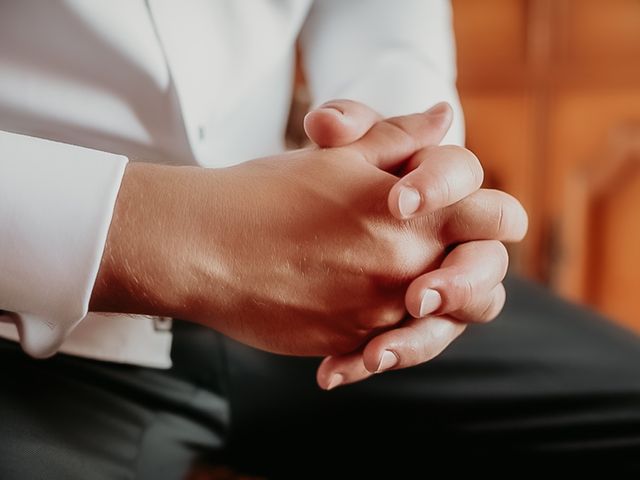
[
  {"x1": 380, "y1": 118, "x2": 419, "y2": 154},
  {"x1": 399, "y1": 334, "x2": 421, "y2": 364},
  {"x1": 490, "y1": 193, "x2": 516, "y2": 239},
  {"x1": 414, "y1": 330, "x2": 437, "y2": 362},
  {"x1": 354, "y1": 303, "x2": 405, "y2": 332},
  {"x1": 424, "y1": 173, "x2": 453, "y2": 208},
  {"x1": 476, "y1": 304, "x2": 496, "y2": 323},
  {"x1": 478, "y1": 298, "x2": 503, "y2": 323},
  {"x1": 449, "y1": 271, "x2": 474, "y2": 308},
  {"x1": 461, "y1": 147, "x2": 484, "y2": 186},
  {"x1": 420, "y1": 321, "x2": 452, "y2": 360},
  {"x1": 495, "y1": 202, "x2": 507, "y2": 238},
  {"x1": 375, "y1": 230, "x2": 425, "y2": 278},
  {"x1": 373, "y1": 304, "x2": 406, "y2": 329},
  {"x1": 476, "y1": 285, "x2": 506, "y2": 323},
  {"x1": 495, "y1": 191, "x2": 528, "y2": 241},
  {"x1": 439, "y1": 145, "x2": 484, "y2": 185}
]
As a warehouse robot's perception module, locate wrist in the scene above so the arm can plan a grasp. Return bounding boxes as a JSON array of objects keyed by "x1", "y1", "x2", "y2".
[{"x1": 89, "y1": 162, "x2": 206, "y2": 319}]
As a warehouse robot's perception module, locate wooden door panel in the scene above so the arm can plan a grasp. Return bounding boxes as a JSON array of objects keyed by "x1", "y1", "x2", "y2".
[
  {"x1": 548, "y1": 90, "x2": 640, "y2": 209},
  {"x1": 453, "y1": 0, "x2": 527, "y2": 64},
  {"x1": 554, "y1": 124, "x2": 640, "y2": 330},
  {"x1": 564, "y1": 0, "x2": 640, "y2": 62},
  {"x1": 598, "y1": 170, "x2": 640, "y2": 330}
]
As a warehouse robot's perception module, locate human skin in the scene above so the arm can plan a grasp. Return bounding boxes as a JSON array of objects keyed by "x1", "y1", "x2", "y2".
[
  {"x1": 305, "y1": 101, "x2": 524, "y2": 388},
  {"x1": 89, "y1": 106, "x2": 527, "y2": 381}
]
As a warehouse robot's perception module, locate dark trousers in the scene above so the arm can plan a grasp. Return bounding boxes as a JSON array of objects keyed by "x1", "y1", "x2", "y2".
[{"x1": 1, "y1": 277, "x2": 640, "y2": 478}]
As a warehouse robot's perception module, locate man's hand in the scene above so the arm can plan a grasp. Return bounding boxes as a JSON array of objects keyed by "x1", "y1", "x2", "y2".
[
  {"x1": 305, "y1": 100, "x2": 526, "y2": 389},
  {"x1": 89, "y1": 106, "x2": 526, "y2": 372}
]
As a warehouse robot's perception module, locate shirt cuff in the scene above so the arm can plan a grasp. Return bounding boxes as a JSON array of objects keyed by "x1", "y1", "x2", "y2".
[{"x1": 0, "y1": 130, "x2": 128, "y2": 357}]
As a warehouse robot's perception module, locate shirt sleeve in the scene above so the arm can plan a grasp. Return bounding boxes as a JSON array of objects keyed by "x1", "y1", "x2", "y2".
[
  {"x1": 0, "y1": 130, "x2": 127, "y2": 358},
  {"x1": 299, "y1": 0, "x2": 464, "y2": 146}
]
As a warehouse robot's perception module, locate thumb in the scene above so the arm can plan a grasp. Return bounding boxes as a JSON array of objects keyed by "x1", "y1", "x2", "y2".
[{"x1": 304, "y1": 99, "x2": 383, "y2": 147}]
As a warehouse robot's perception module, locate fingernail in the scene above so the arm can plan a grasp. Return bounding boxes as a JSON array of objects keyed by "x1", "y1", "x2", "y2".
[
  {"x1": 376, "y1": 350, "x2": 399, "y2": 373},
  {"x1": 398, "y1": 186, "x2": 421, "y2": 218},
  {"x1": 419, "y1": 289, "x2": 442, "y2": 317},
  {"x1": 316, "y1": 103, "x2": 345, "y2": 117},
  {"x1": 425, "y1": 102, "x2": 449, "y2": 116},
  {"x1": 327, "y1": 373, "x2": 344, "y2": 390},
  {"x1": 306, "y1": 107, "x2": 340, "y2": 124},
  {"x1": 317, "y1": 106, "x2": 343, "y2": 116},
  {"x1": 312, "y1": 106, "x2": 351, "y2": 127}
]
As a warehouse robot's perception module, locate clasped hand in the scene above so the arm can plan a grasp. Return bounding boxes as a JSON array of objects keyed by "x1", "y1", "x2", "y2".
[
  {"x1": 304, "y1": 100, "x2": 527, "y2": 389},
  {"x1": 91, "y1": 101, "x2": 528, "y2": 390}
]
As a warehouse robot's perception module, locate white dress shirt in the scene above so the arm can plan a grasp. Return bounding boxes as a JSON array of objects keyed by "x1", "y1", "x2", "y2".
[{"x1": 0, "y1": 0, "x2": 463, "y2": 368}]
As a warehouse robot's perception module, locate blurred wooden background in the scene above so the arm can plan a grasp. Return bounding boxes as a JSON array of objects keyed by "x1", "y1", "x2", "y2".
[{"x1": 453, "y1": 0, "x2": 640, "y2": 331}]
